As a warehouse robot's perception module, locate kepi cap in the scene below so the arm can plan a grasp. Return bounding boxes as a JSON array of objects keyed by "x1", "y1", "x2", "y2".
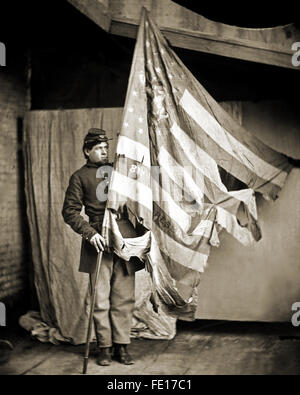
[{"x1": 83, "y1": 128, "x2": 113, "y2": 145}]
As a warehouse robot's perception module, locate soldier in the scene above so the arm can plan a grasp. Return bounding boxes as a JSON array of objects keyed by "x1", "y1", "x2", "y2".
[{"x1": 62, "y1": 128, "x2": 136, "y2": 366}]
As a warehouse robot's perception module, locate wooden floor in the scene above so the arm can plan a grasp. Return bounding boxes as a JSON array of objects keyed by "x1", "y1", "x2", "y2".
[{"x1": 1, "y1": 320, "x2": 300, "y2": 375}]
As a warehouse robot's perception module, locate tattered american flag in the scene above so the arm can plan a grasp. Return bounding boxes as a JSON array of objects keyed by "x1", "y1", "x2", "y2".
[{"x1": 102, "y1": 9, "x2": 293, "y2": 318}]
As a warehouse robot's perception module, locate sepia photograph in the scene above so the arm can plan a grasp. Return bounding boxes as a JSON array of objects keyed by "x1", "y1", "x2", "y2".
[{"x1": 0, "y1": 0, "x2": 300, "y2": 382}]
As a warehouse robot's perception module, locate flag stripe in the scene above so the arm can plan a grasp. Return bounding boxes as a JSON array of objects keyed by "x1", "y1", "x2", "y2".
[
  {"x1": 153, "y1": 202, "x2": 212, "y2": 255},
  {"x1": 113, "y1": 156, "x2": 151, "y2": 188},
  {"x1": 158, "y1": 146, "x2": 204, "y2": 206},
  {"x1": 170, "y1": 122, "x2": 227, "y2": 192},
  {"x1": 113, "y1": 157, "x2": 215, "y2": 237},
  {"x1": 180, "y1": 89, "x2": 288, "y2": 188},
  {"x1": 152, "y1": 176, "x2": 216, "y2": 237},
  {"x1": 116, "y1": 135, "x2": 151, "y2": 168},
  {"x1": 149, "y1": 243, "x2": 201, "y2": 303},
  {"x1": 153, "y1": 165, "x2": 253, "y2": 242},
  {"x1": 152, "y1": 221, "x2": 208, "y2": 272},
  {"x1": 158, "y1": 143, "x2": 256, "y2": 224},
  {"x1": 178, "y1": 103, "x2": 283, "y2": 199},
  {"x1": 216, "y1": 206, "x2": 254, "y2": 246},
  {"x1": 185, "y1": 75, "x2": 291, "y2": 172},
  {"x1": 158, "y1": 247, "x2": 201, "y2": 287},
  {"x1": 170, "y1": 122, "x2": 258, "y2": 219},
  {"x1": 109, "y1": 170, "x2": 152, "y2": 212},
  {"x1": 107, "y1": 191, "x2": 152, "y2": 230},
  {"x1": 152, "y1": 177, "x2": 193, "y2": 233}
]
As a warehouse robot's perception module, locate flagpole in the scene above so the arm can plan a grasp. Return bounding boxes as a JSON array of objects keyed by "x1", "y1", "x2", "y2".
[
  {"x1": 82, "y1": 178, "x2": 112, "y2": 374},
  {"x1": 82, "y1": 250, "x2": 103, "y2": 375}
]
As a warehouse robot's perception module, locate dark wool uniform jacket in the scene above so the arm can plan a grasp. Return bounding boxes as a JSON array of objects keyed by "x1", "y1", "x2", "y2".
[{"x1": 62, "y1": 160, "x2": 144, "y2": 274}]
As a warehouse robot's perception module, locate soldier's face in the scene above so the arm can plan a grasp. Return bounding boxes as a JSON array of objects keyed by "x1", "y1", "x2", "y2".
[{"x1": 85, "y1": 142, "x2": 108, "y2": 164}]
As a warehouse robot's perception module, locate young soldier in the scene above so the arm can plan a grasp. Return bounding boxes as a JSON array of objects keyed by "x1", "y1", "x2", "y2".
[{"x1": 62, "y1": 128, "x2": 135, "y2": 366}]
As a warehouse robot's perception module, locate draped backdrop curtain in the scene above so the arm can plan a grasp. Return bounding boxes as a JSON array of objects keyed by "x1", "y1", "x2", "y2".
[
  {"x1": 24, "y1": 108, "x2": 122, "y2": 344},
  {"x1": 23, "y1": 107, "x2": 178, "y2": 345}
]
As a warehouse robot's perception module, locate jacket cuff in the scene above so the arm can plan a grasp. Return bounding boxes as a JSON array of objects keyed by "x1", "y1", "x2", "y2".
[{"x1": 82, "y1": 228, "x2": 98, "y2": 242}]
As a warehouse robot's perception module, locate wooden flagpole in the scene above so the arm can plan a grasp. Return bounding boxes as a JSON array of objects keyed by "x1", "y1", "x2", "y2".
[{"x1": 82, "y1": 250, "x2": 103, "y2": 375}]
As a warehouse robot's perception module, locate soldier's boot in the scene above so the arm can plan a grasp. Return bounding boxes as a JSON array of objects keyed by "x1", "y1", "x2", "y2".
[
  {"x1": 96, "y1": 347, "x2": 112, "y2": 366},
  {"x1": 113, "y1": 344, "x2": 135, "y2": 365}
]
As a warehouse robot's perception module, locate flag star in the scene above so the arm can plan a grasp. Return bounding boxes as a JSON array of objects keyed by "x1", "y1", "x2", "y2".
[
  {"x1": 145, "y1": 21, "x2": 148, "y2": 27},
  {"x1": 138, "y1": 129, "x2": 143, "y2": 134},
  {"x1": 124, "y1": 122, "x2": 129, "y2": 128},
  {"x1": 161, "y1": 48, "x2": 165, "y2": 54},
  {"x1": 168, "y1": 74, "x2": 173, "y2": 79},
  {"x1": 156, "y1": 128, "x2": 161, "y2": 135},
  {"x1": 128, "y1": 107, "x2": 134, "y2": 113},
  {"x1": 147, "y1": 59, "x2": 152, "y2": 65},
  {"x1": 146, "y1": 40, "x2": 150, "y2": 48},
  {"x1": 155, "y1": 67, "x2": 161, "y2": 74},
  {"x1": 132, "y1": 90, "x2": 137, "y2": 96},
  {"x1": 138, "y1": 116, "x2": 143, "y2": 123}
]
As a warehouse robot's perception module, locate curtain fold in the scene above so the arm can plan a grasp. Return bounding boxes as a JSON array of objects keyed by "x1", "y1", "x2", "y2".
[
  {"x1": 24, "y1": 108, "x2": 122, "y2": 344},
  {"x1": 23, "y1": 107, "x2": 176, "y2": 344}
]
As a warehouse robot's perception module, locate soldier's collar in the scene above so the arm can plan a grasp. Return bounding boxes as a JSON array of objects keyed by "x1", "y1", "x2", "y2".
[{"x1": 86, "y1": 160, "x2": 112, "y2": 168}]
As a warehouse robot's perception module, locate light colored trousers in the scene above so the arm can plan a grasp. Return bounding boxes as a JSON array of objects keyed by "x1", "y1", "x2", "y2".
[{"x1": 90, "y1": 252, "x2": 135, "y2": 348}]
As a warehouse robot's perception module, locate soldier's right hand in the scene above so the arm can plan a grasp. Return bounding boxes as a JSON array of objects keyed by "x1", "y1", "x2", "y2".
[{"x1": 89, "y1": 233, "x2": 106, "y2": 253}]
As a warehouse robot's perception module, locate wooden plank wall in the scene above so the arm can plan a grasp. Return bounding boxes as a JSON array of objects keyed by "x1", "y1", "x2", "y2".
[
  {"x1": 108, "y1": 0, "x2": 300, "y2": 70},
  {"x1": 66, "y1": 0, "x2": 111, "y2": 32}
]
